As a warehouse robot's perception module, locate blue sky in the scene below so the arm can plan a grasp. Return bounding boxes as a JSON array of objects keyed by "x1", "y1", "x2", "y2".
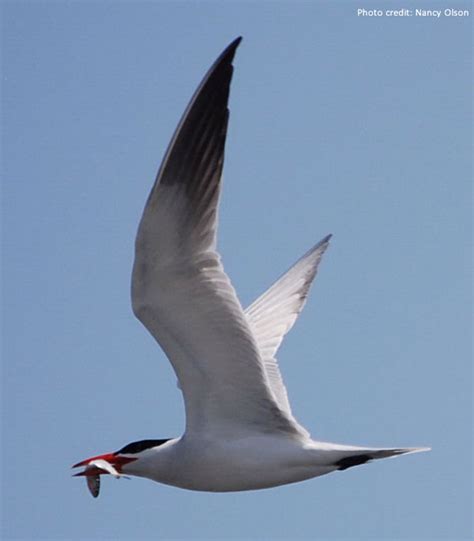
[{"x1": 2, "y1": 1, "x2": 472, "y2": 539}]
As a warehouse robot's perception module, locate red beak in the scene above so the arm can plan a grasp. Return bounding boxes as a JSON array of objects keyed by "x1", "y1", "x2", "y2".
[{"x1": 72, "y1": 453, "x2": 137, "y2": 476}]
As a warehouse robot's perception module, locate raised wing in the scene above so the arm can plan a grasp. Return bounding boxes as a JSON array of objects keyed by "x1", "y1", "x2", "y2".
[
  {"x1": 245, "y1": 235, "x2": 332, "y2": 419},
  {"x1": 132, "y1": 38, "x2": 305, "y2": 439}
]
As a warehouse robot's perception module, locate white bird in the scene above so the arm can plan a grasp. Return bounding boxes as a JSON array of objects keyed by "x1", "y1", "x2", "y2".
[{"x1": 73, "y1": 37, "x2": 429, "y2": 497}]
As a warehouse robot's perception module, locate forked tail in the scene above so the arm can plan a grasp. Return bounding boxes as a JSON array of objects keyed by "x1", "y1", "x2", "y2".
[{"x1": 331, "y1": 446, "x2": 430, "y2": 471}]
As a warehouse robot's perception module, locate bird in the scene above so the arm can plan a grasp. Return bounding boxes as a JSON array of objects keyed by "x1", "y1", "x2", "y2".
[{"x1": 73, "y1": 37, "x2": 429, "y2": 498}]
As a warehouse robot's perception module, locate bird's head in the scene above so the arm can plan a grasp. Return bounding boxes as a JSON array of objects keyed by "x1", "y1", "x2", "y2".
[{"x1": 72, "y1": 439, "x2": 171, "y2": 497}]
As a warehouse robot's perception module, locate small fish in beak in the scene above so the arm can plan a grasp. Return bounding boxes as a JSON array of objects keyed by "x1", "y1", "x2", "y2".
[
  {"x1": 73, "y1": 453, "x2": 136, "y2": 497},
  {"x1": 86, "y1": 471, "x2": 100, "y2": 498}
]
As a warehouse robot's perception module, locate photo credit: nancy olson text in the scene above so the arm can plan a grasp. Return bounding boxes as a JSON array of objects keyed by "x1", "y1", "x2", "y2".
[{"x1": 356, "y1": 8, "x2": 470, "y2": 17}]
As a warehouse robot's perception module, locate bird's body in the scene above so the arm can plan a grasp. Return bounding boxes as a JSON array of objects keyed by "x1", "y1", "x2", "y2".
[
  {"x1": 124, "y1": 435, "x2": 327, "y2": 492},
  {"x1": 121, "y1": 436, "x2": 420, "y2": 493},
  {"x1": 73, "y1": 37, "x2": 429, "y2": 497}
]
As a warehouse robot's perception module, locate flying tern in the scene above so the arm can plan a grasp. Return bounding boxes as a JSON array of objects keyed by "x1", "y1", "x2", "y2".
[{"x1": 73, "y1": 37, "x2": 429, "y2": 497}]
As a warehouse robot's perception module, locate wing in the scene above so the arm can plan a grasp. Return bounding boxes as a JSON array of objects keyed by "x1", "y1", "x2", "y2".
[
  {"x1": 132, "y1": 38, "x2": 304, "y2": 439},
  {"x1": 245, "y1": 235, "x2": 332, "y2": 420}
]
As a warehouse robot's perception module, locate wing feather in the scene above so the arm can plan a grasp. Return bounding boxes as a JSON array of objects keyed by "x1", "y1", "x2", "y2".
[
  {"x1": 132, "y1": 38, "x2": 304, "y2": 439},
  {"x1": 245, "y1": 236, "x2": 331, "y2": 423}
]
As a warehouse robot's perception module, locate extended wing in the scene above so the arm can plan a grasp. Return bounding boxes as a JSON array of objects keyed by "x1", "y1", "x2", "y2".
[
  {"x1": 245, "y1": 235, "x2": 331, "y2": 420},
  {"x1": 132, "y1": 38, "x2": 305, "y2": 439}
]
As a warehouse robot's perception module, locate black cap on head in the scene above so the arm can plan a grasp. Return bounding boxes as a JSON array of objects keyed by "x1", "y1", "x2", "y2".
[{"x1": 115, "y1": 439, "x2": 171, "y2": 455}]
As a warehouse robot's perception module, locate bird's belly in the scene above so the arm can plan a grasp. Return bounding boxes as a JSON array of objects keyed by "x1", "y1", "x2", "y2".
[{"x1": 167, "y1": 462, "x2": 334, "y2": 492}]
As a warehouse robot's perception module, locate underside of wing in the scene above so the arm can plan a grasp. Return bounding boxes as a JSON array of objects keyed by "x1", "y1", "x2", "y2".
[
  {"x1": 245, "y1": 235, "x2": 332, "y2": 421},
  {"x1": 132, "y1": 38, "x2": 304, "y2": 439}
]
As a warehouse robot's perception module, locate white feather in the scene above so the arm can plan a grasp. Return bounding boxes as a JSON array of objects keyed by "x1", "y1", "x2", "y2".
[{"x1": 245, "y1": 235, "x2": 331, "y2": 421}]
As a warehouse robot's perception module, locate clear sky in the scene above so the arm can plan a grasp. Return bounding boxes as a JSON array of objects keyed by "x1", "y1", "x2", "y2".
[{"x1": 2, "y1": 1, "x2": 472, "y2": 539}]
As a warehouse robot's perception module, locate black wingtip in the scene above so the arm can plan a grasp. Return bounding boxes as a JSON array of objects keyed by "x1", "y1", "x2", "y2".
[
  {"x1": 335, "y1": 454, "x2": 372, "y2": 471},
  {"x1": 149, "y1": 35, "x2": 242, "y2": 199},
  {"x1": 229, "y1": 36, "x2": 243, "y2": 49},
  {"x1": 322, "y1": 233, "x2": 333, "y2": 243},
  {"x1": 218, "y1": 36, "x2": 243, "y2": 65},
  {"x1": 312, "y1": 233, "x2": 333, "y2": 251}
]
